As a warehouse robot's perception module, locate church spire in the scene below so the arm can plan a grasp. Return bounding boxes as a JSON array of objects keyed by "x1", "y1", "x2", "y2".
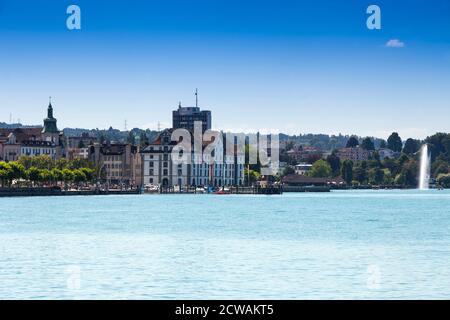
[{"x1": 47, "y1": 96, "x2": 54, "y2": 119}]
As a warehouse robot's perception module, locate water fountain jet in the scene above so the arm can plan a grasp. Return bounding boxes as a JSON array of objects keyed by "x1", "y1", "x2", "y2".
[{"x1": 418, "y1": 144, "x2": 431, "y2": 190}]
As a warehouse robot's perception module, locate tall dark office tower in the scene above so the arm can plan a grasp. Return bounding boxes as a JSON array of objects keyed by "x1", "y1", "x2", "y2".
[{"x1": 172, "y1": 89, "x2": 212, "y2": 133}]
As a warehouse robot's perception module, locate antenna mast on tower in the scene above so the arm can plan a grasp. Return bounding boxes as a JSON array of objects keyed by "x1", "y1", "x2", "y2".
[{"x1": 195, "y1": 88, "x2": 198, "y2": 108}]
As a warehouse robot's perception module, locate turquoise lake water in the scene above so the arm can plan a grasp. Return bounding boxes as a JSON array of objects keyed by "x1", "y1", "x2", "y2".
[{"x1": 1, "y1": 190, "x2": 450, "y2": 299}]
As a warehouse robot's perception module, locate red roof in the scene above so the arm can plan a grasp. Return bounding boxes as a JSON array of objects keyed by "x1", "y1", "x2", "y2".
[{"x1": 0, "y1": 127, "x2": 43, "y2": 143}]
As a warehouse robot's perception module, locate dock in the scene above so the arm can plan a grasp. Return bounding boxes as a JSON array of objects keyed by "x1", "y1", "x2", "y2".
[{"x1": 158, "y1": 186, "x2": 283, "y2": 195}]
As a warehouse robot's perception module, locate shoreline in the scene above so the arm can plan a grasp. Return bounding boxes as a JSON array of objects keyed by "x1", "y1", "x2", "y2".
[{"x1": 0, "y1": 186, "x2": 446, "y2": 198}]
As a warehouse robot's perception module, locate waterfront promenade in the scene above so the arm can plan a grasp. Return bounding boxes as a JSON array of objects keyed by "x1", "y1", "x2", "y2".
[{"x1": 0, "y1": 187, "x2": 141, "y2": 197}]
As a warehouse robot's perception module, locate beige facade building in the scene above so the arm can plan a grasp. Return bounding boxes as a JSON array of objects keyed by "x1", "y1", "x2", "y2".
[
  {"x1": 337, "y1": 147, "x2": 371, "y2": 162},
  {"x1": 89, "y1": 142, "x2": 142, "y2": 187}
]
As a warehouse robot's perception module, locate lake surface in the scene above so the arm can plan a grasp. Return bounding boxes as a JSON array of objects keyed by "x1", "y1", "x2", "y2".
[{"x1": 1, "y1": 190, "x2": 450, "y2": 299}]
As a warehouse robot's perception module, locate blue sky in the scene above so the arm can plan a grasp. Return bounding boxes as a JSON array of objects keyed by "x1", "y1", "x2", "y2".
[{"x1": 0, "y1": 0, "x2": 449, "y2": 139}]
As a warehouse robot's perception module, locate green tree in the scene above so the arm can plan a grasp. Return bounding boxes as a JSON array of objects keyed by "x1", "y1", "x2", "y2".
[
  {"x1": 127, "y1": 131, "x2": 136, "y2": 145},
  {"x1": 341, "y1": 160, "x2": 353, "y2": 185},
  {"x1": 425, "y1": 133, "x2": 450, "y2": 161},
  {"x1": 368, "y1": 167, "x2": 384, "y2": 185},
  {"x1": 399, "y1": 159, "x2": 418, "y2": 187},
  {"x1": 346, "y1": 136, "x2": 359, "y2": 148},
  {"x1": 80, "y1": 168, "x2": 95, "y2": 181},
  {"x1": 370, "y1": 150, "x2": 381, "y2": 163},
  {"x1": 0, "y1": 162, "x2": 12, "y2": 187},
  {"x1": 308, "y1": 160, "x2": 332, "y2": 178},
  {"x1": 55, "y1": 158, "x2": 69, "y2": 170},
  {"x1": 39, "y1": 169, "x2": 54, "y2": 185},
  {"x1": 382, "y1": 157, "x2": 399, "y2": 176},
  {"x1": 361, "y1": 137, "x2": 375, "y2": 151},
  {"x1": 140, "y1": 132, "x2": 149, "y2": 146},
  {"x1": 326, "y1": 152, "x2": 341, "y2": 177},
  {"x1": 387, "y1": 132, "x2": 403, "y2": 152},
  {"x1": 244, "y1": 168, "x2": 260, "y2": 185},
  {"x1": 437, "y1": 173, "x2": 450, "y2": 188},
  {"x1": 0, "y1": 169, "x2": 7, "y2": 187},
  {"x1": 73, "y1": 169, "x2": 87, "y2": 185},
  {"x1": 30, "y1": 155, "x2": 53, "y2": 170},
  {"x1": 432, "y1": 159, "x2": 449, "y2": 178},
  {"x1": 402, "y1": 138, "x2": 420, "y2": 155},
  {"x1": 17, "y1": 156, "x2": 33, "y2": 170},
  {"x1": 62, "y1": 169, "x2": 74, "y2": 184},
  {"x1": 0, "y1": 162, "x2": 13, "y2": 186},
  {"x1": 353, "y1": 161, "x2": 368, "y2": 184},
  {"x1": 26, "y1": 167, "x2": 41, "y2": 186},
  {"x1": 394, "y1": 173, "x2": 405, "y2": 185},
  {"x1": 382, "y1": 169, "x2": 393, "y2": 185},
  {"x1": 281, "y1": 166, "x2": 295, "y2": 177},
  {"x1": 9, "y1": 162, "x2": 26, "y2": 184},
  {"x1": 51, "y1": 168, "x2": 64, "y2": 185}
]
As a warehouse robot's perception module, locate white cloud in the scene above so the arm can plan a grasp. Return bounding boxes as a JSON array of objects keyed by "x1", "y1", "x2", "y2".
[{"x1": 386, "y1": 39, "x2": 405, "y2": 48}]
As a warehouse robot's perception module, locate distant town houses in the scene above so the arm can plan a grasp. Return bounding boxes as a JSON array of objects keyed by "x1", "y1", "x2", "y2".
[
  {"x1": 2, "y1": 96, "x2": 432, "y2": 191},
  {"x1": 66, "y1": 132, "x2": 96, "y2": 149},
  {"x1": 286, "y1": 146, "x2": 323, "y2": 163},
  {"x1": 336, "y1": 146, "x2": 371, "y2": 162},
  {"x1": 0, "y1": 101, "x2": 63, "y2": 161},
  {"x1": 67, "y1": 147, "x2": 90, "y2": 160},
  {"x1": 0, "y1": 97, "x2": 248, "y2": 189},
  {"x1": 66, "y1": 132, "x2": 97, "y2": 160}
]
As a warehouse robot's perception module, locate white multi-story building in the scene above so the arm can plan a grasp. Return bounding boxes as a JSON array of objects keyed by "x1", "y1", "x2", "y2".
[
  {"x1": 21, "y1": 140, "x2": 57, "y2": 160},
  {"x1": 141, "y1": 129, "x2": 244, "y2": 187},
  {"x1": 141, "y1": 129, "x2": 187, "y2": 187},
  {"x1": 295, "y1": 163, "x2": 312, "y2": 175}
]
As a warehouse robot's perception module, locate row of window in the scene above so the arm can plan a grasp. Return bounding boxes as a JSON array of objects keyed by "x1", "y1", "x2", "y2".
[
  {"x1": 106, "y1": 163, "x2": 122, "y2": 169},
  {"x1": 149, "y1": 161, "x2": 168, "y2": 168},
  {"x1": 192, "y1": 171, "x2": 236, "y2": 178},
  {"x1": 147, "y1": 178, "x2": 242, "y2": 186},
  {"x1": 148, "y1": 146, "x2": 170, "y2": 152},
  {"x1": 148, "y1": 161, "x2": 243, "y2": 169},
  {"x1": 107, "y1": 171, "x2": 122, "y2": 177},
  {"x1": 105, "y1": 155, "x2": 122, "y2": 161},
  {"x1": 21, "y1": 148, "x2": 55, "y2": 155}
]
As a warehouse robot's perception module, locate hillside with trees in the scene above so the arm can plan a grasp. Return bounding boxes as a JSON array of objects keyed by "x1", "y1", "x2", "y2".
[{"x1": 279, "y1": 132, "x2": 450, "y2": 189}]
